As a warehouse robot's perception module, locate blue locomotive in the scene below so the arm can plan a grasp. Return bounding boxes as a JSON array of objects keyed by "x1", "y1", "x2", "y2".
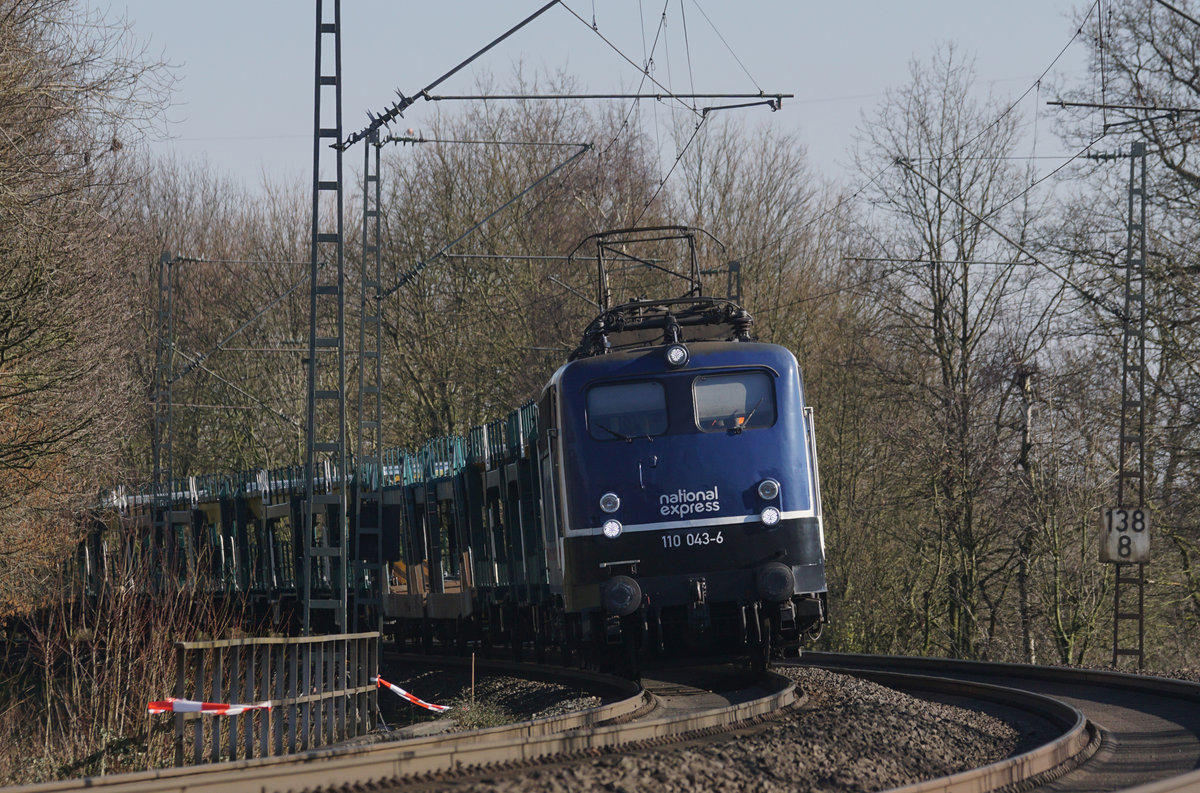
[{"x1": 536, "y1": 294, "x2": 828, "y2": 667}]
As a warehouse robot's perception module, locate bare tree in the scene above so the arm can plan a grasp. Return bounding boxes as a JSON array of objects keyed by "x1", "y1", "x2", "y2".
[
  {"x1": 851, "y1": 45, "x2": 1062, "y2": 658},
  {"x1": 0, "y1": 0, "x2": 170, "y2": 614},
  {"x1": 129, "y1": 162, "x2": 311, "y2": 475}
]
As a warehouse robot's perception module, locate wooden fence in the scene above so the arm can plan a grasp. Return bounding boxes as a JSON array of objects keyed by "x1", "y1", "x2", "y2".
[{"x1": 171, "y1": 632, "x2": 379, "y2": 766}]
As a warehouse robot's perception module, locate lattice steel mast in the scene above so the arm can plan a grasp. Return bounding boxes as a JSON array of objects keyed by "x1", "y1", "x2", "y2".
[
  {"x1": 304, "y1": 0, "x2": 348, "y2": 633},
  {"x1": 354, "y1": 130, "x2": 385, "y2": 632},
  {"x1": 1113, "y1": 141, "x2": 1148, "y2": 668}
]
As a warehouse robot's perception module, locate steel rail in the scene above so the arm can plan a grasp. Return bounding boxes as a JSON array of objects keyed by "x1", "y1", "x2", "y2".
[
  {"x1": 6, "y1": 663, "x2": 795, "y2": 793},
  {"x1": 799, "y1": 652, "x2": 1200, "y2": 793}
]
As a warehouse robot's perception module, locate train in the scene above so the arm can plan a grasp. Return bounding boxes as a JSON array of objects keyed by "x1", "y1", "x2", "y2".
[{"x1": 78, "y1": 228, "x2": 829, "y2": 673}]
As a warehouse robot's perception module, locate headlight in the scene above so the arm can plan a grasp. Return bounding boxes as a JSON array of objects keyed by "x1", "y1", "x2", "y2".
[
  {"x1": 664, "y1": 343, "x2": 689, "y2": 368},
  {"x1": 599, "y1": 492, "x2": 621, "y2": 513},
  {"x1": 759, "y1": 506, "x2": 781, "y2": 527},
  {"x1": 602, "y1": 519, "x2": 623, "y2": 538},
  {"x1": 757, "y1": 478, "x2": 780, "y2": 500}
]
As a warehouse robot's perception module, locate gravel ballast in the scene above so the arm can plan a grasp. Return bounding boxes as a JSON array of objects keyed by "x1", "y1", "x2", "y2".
[
  {"x1": 375, "y1": 665, "x2": 603, "y2": 735},
  {"x1": 395, "y1": 665, "x2": 1053, "y2": 792}
]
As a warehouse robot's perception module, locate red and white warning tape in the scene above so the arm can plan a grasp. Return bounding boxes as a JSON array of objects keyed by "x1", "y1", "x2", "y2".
[
  {"x1": 374, "y1": 675, "x2": 451, "y2": 712},
  {"x1": 148, "y1": 698, "x2": 272, "y2": 716}
]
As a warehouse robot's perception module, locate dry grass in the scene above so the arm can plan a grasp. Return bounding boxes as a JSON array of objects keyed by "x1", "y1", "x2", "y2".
[{"x1": 0, "y1": 556, "x2": 253, "y2": 785}]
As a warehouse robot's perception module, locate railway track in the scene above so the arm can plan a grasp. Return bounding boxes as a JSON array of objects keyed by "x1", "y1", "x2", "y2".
[
  {"x1": 3, "y1": 659, "x2": 794, "y2": 793},
  {"x1": 798, "y1": 652, "x2": 1200, "y2": 792},
  {"x1": 9, "y1": 653, "x2": 1199, "y2": 792}
]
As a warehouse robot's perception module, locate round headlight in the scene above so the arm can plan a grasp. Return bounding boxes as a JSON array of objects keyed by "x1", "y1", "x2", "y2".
[
  {"x1": 757, "y1": 478, "x2": 780, "y2": 501},
  {"x1": 760, "y1": 506, "x2": 781, "y2": 527},
  {"x1": 599, "y1": 492, "x2": 621, "y2": 513},
  {"x1": 664, "y1": 343, "x2": 689, "y2": 368},
  {"x1": 602, "y1": 519, "x2": 623, "y2": 538}
]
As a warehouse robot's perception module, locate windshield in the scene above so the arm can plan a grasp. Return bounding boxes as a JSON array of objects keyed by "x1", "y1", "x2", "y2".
[
  {"x1": 587, "y1": 381, "x2": 668, "y2": 441},
  {"x1": 694, "y1": 371, "x2": 776, "y2": 432}
]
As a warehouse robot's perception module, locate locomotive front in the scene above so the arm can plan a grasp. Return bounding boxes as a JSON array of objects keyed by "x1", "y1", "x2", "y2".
[{"x1": 537, "y1": 325, "x2": 828, "y2": 664}]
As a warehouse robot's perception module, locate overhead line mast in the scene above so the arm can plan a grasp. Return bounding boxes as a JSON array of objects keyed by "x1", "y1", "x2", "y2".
[
  {"x1": 355, "y1": 129, "x2": 385, "y2": 634},
  {"x1": 1090, "y1": 142, "x2": 1150, "y2": 669},
  {"x1": 304, "y1": 0, "x2": 349, "y2": 634},
  {"x1": 1050, "y1": 100, "x2": 1154, "y2": 667}
]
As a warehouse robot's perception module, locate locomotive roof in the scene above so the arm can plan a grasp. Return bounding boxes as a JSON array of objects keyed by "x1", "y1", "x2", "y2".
[
  {"x1": 550, "y1": 340, "x2": 801, "y2": 390},
  {"x1": 569, "y1": 296, "x2": 754, "y2": 361}
]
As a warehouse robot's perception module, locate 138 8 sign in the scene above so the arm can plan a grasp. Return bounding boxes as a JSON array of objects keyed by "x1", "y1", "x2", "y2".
[{"x1": 1100, "y1": 507, "x2": 1151, "y2": 564}]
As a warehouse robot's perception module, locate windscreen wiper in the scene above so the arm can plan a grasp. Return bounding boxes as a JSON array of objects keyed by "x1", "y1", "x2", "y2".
[
  {"x1": 732, "y1": 397, "x2": 765, "y2": 435},
  {"x1": 595, "y1": 422, "x2": 634, "y2": 442}
]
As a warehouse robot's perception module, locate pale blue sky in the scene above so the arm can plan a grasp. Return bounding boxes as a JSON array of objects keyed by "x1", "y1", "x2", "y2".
[{"x1": 110, "y1": 1, "x2": 1091, "y2": 188}]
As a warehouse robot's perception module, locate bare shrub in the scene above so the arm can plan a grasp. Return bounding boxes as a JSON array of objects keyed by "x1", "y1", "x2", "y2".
[{"x1": 1, "y1": 547, "x2": 253, "y2": 784}]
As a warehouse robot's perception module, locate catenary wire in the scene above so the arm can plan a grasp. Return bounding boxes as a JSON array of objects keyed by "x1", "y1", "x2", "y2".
[
  {"x1": 690, "y1": 0, "x2": 761, "y2": 92},
  {"x1": 729, "y1": 1, "x2": 1099, "y2": 267},
  {"x1": 172, "y1": 265, "x2": 322, "y2": 384},
  {"x1": 169, "y1": 347, "x2": 301, "y2": 428},
  {"x1": 599, "y1": 0, "x2": 669, "y2": 159},
  {"x1": 632, "y1": 117, "x2": 707, "y2": 225},
  {"x1": 738, "y1": 5, "x2": 1104, "y2": 328},
  {"x1": 680, "y1": 0, "x2": 697, "y2": 109},
  {"x1": 339, "y1": 1, "x2": 561, "y2": 149},
  {"x1": 559, "y1": 1, "x2": 703, "y2": 119},
  {"x1": 1150, "y1": 0, "x2": 1200, "y2": 27},
  {"x1": 170, "y1": 257, "x2": 309, "y2": 266},
  {"x1": 773, "y1": 132, "x2": 1116, "y2": 325},
  {"x1": 382, "y1": 143, "x2": 592, "y2": 297},
  {"x1": 379, "y1": 136, "x2": 591, "y2": 148}
]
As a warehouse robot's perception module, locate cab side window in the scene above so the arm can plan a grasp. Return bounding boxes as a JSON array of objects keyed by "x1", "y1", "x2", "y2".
[
  {"x1": 587, "y1": 381, "x2": 668, "y2": 441},
  {"x1": 694, "y1": 371, "x2": 776, "y2": 432}
]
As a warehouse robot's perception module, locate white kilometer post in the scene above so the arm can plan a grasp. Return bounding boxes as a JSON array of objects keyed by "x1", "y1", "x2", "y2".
[{"x1": 1099, "y1": 507, "x2": 1151, "y2": 564}]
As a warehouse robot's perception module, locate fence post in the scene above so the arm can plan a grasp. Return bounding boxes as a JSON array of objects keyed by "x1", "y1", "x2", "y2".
[
  {"x1": 173, "y1": 644, "x2": 185, "y2": 767},
  {"x1": 288, "y1": 643, "x2": 299, "y2": 754},
  {"x1": 274, "y1": 642, "x2": 285, "y2": 756},
  {"x1": 209, "y1": 645, "x2": 222, "y2": 763},
  {"x1": 228, "y1": 644, "x2": 240, "y2": 760},
  {"x1": 191, "y1": 649, "x2": 203, "y2": 764},
  {"x1": 350, "y1": 638, "x2": 357, "y2": 734},
  {"x1": 326, "y1": 641, "x2": 337, "y2": 742},
  {"x1": 241, "y1": 644, "x2": 253, "y2": 759}
]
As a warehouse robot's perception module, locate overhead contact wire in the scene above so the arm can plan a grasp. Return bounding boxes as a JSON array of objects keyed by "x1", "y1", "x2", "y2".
[
  {"x1": 633, "y1": 116, "x2": 707, "y2": 226},
  {"x1": 601, "y1": 1, "x2": 669, "y2": 159},
  {"x1": 680, "y1": 0, "x2": 697, "y2": 110},
  {"x1": 731, "y1": 1, "x2": 1099, "y2": 267},
  {"x1": 559, "y1": 1, "x2": 703, "y2": 119},
  {"x1": 169, "y1": 347, "x2": 301, "y2": 428},
  {"x1": 173, "y1": 265, "x2": 323, "y2": 384},
  {"x1": 690, "y1": 0, "x2": 761, "y2": 92}
]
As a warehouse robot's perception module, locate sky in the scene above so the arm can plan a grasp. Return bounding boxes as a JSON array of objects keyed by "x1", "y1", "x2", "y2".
[{"x1": 108, "y1": 1, "x2": 1094, "y2": 191}]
